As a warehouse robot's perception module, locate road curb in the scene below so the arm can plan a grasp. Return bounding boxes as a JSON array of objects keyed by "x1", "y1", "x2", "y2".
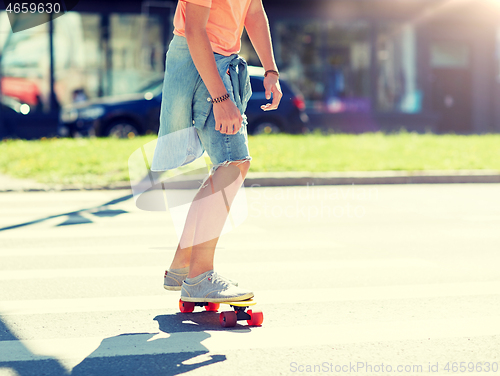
[
  {"x1": 244, "y1": 170, "x2": 500, "y2": 187},
  {"x1": 1, "y1": 170, "x2": 500, "y2": 192}
]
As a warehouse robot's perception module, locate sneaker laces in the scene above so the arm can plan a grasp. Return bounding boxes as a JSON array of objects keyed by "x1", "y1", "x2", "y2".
[{"x1": 208, "y1": 272, "x2": 231, "y2": 287}]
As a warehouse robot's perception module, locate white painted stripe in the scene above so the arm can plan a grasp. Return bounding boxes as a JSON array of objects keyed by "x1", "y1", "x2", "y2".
[
  {"x1": 0, "y1": 258, "x2": 437, "y2": 281},
  {"x1": 0, "y1": 315, "x2": 499, "y2": 365},
  {"x1": 0, "y1": 225, "x2": 171, "y2": 240},
  {"x1": 0, "y1": 266, "x2": 165, "y2": 281},
  {"x1": 0, "y1": 295, "x2": 176, "y2": 315},
  {"x1": 0, "y1": 246, "x2": 175, "y2": 257},
  {"x1": 1, "y1": 281, "x2": 499, "y2": 316}
]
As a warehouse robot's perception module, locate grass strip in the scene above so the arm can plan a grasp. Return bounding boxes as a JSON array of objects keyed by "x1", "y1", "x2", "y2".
[{"x1": 1, "y1": 131, "x2": 499, "y2": 186}]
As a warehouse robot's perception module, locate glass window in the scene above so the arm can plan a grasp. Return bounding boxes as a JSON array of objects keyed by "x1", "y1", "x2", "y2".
[
  {"x1": 430, "y1": 41, "x2": 469, "y2": 68},
  {"x1": 109, "y1": 14, "x2": 164, "y2": 96},
  {"x1": 324, "y1": 21, "x2": 371, "y2": 113},
  {"x1": 0, "y1": 11, "x2": 10, "y2": 51},
  {"x1": 274, "y1": 20, "x2": 371, "y2": 112},
  {"x1": 1, "y1": 11, "x2": 166, "y2": 111},
  {"x1": 376, "y1": 23, "x2": 421, "y2": 113},
  {"x1": 52, "y1": 12, "x2": 91, "y2": 106},
  {"x1": 495, "y1": 28, "x2": 500, "y2": 82},
  {"x1": 0, "y1": 12, "x2": 50, "y2": 112},
  {"x1": 275, "y1": 20, "x2": 326, "y2": 109}
]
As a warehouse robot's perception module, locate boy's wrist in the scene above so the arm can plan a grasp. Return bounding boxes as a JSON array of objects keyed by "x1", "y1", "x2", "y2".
[
  {"x1": 209, "y1": 93, "x2": 230, "y2": 104},
  {"x1": 263, "y1": 61, "x2": 278, "y2": 70},
  {"x1": 264, "y1": 70, "x2": 279, "y2": 78}
]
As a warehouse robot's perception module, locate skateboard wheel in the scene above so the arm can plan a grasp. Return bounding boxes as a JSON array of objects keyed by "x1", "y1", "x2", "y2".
[
  {"x1": 219, "y1": 311, "x2": 237, "y2": 327},
  {"x1": 179, "y1": 299, "x2": 195, "y2": 313},
  {"x1": 205, "y1": 302, "x2": 220, "y2": 312},
  {"x1": 246, "y1": 309, "x2": 264, "y2": 326}
]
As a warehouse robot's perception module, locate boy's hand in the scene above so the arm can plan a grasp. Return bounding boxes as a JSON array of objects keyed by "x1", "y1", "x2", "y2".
[
  {"x1": 213, "y1": 99, "x2": 243, "y2": 135},
  {"x1": 260, "y1": 74, "x2": 282, "y2": 111}
]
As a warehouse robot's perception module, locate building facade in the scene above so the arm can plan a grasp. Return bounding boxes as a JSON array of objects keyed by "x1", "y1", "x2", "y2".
[
  {"x1": 2, "y1": 0, "x2": 500, "y2": 134},
  {"x1": 258, "y1": 0, "x2": 500, "y2": 134}
]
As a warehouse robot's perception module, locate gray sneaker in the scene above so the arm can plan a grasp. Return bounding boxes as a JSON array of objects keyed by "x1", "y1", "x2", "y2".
[
  {"x1": 164, "y1": 269, "x2": 239, "y2": 291},
  {"x1": 181, "y1": 271, "x2": 253, "y2": 303},
  {"x1": 164, "y1": 270, "x2": 186, "y2": 291}
]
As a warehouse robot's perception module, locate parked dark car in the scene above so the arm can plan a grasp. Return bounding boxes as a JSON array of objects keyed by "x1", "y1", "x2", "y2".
[
  {"x1": 0, "y1": 95, "x2": 48, "y2": 139},
  {"x1": 59, "y1": 67, "x2": 309, "y2": 138}
]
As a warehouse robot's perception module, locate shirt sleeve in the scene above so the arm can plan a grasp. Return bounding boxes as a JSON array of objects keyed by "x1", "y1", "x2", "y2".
[{"x1": 181, "y1": 0, "x2": 212, "y2": 8}]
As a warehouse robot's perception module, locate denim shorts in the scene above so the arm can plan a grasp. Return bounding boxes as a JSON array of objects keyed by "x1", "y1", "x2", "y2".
[{"x1": 159, "y1": 35, "x2": 252, "y2": 171}]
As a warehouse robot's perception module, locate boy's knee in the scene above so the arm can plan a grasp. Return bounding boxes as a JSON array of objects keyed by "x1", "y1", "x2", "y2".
[
  {"x1": 238, "y1": 159, "x2": 251, "y2": 170},
  {"x1": 230, "y1": 159, "x2": 250, "y2": 178}
]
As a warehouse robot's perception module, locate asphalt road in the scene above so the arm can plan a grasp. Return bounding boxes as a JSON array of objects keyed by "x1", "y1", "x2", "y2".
[{"x1": 0, "y1": 184, "x2": 499, "y2": 376}]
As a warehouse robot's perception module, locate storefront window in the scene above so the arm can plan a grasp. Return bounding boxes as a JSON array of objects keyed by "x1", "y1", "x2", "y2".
[
  {"x1": 75, "y1": 14, "x2": 101, "y2": 101},
  {"x1": 275, "y1": 20, "x2": 371, "y2": 112},
  {"x1": 496, "y1": 28, "x2": 500, "y2": 82},
  {"x1": 109, "y1": 14, "x2": 164, "y2": 96},
  {"x1": 0, "y1": 12, "x2": 50, "y2": 112},
  {"x1": 324, "y1": 21, "x2": 371, "y2": 113},
  {"x1": 376, "y1": 23, "x2": 421, "y2": 113},
  {"x1": 51, "y1": 12, "x2": 91, "y2": 106},
  {"x1": 1, "y1": 12, "x2": 107, "y2": 108},
  {"x1": 1, "y1": 11, "x2": 166, "y2": 111}
]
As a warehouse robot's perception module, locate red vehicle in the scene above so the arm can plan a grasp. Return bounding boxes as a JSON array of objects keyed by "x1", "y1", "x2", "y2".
[{"x1": 1, "y1": 77, "x2": 41, "y2": 107}]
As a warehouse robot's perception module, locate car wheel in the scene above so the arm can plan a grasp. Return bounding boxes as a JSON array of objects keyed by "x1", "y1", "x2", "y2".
[
  {"x1": 106, "y1": 121, "x2": 140, "y2": 138},
  {"x1": 252, "y1": 120, "x2": 281, "y2": 135}
]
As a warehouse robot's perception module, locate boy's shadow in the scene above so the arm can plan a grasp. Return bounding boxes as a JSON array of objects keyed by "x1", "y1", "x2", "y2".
[{"x1": 71, "y1": 310, "x2": 251, "y2": 376}]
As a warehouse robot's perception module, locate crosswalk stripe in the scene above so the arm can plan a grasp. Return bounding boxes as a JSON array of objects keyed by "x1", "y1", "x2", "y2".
[
  {"x1": 0, "y1": 225, "x2": 171, "y2": 240},
  {"x1": 1, "y1": 281, "x2": 499, "y2": 315},
  {"x1": 0, "y1": 266, "x2": 164, "y2": 281},
  {"x1": 1, "y1": 315, "x2": 499, "y2": 366},
  {"x1": 0, "y1": 258, "x2": 437, "y2": 281},
  {"x1": 0, "y1": 246, "x2": 174, "y2": 257}
]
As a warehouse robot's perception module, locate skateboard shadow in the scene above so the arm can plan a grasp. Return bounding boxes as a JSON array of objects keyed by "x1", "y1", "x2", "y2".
[
  {"x1": 71, "y1": 332, "x2": 224, "y2": 376},
  {"x1": 71, "y1": 311, "x2": 251, "y2": 375},
  {"x1": 0, "y1": 306, "x2": 254, "y2": 375}
]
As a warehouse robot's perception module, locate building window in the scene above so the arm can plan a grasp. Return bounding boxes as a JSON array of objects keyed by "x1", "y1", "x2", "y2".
[
  {"x1": 52, "y1": 12, "x2": 94, "y2": 106},
  {"x1": 0, "y1": 11, "x2": 166, "y2": 111},
  {"x1": 324, "y1": 21, "x2": 371, "y2": 113},
  {"x1": 0, "y1": 12, "x2": 50, "y2": 112},
  {"x1": 376, "y1": 23, "x2": 421, "y2": 113},
  {"x1": 274, "y1": 20, "x2": 371, "y2": 113},
  {"x1": 109, "y1": 14, "x2": 164, "y2": 96}
]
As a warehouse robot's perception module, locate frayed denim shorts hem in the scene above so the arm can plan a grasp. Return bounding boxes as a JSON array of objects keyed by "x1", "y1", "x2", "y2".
[{"x1": 195, "y1": 109, "x2": 252, "y2": 174}]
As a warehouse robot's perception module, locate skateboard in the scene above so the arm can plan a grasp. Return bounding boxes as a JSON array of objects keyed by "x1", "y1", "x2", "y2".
[{"x1": 178, "y1": 298, "x2": 264, "y2": 328}]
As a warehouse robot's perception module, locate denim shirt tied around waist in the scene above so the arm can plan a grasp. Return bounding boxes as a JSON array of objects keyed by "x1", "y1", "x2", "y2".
[{"x1": 150, "y1": 39, "x2": 252, "y2": 172}]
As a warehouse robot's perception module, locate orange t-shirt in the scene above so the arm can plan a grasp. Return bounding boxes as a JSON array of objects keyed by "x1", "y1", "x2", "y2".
[{"x1": 173, "y1": 0, "x2": 252, "y2": 56}]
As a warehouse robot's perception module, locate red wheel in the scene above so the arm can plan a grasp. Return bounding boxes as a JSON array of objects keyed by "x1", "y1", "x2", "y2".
[
  {"x1": 205, "y1": 302, "x2": 220, "y2": 312},
  {"x1": 179, "y1": 299, "x2": 195, "y2": 313},
  {"x1": 246, "y1": 309, "x2": 264, "y2": 326},
  {"x1": 219, "y1": 311, "x2": 237, "y2": 327}
]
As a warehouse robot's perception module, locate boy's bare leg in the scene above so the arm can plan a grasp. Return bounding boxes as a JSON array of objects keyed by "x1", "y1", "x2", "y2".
[{"x1": 169, "y1": 160, "x2": 250, "y2": 277}]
